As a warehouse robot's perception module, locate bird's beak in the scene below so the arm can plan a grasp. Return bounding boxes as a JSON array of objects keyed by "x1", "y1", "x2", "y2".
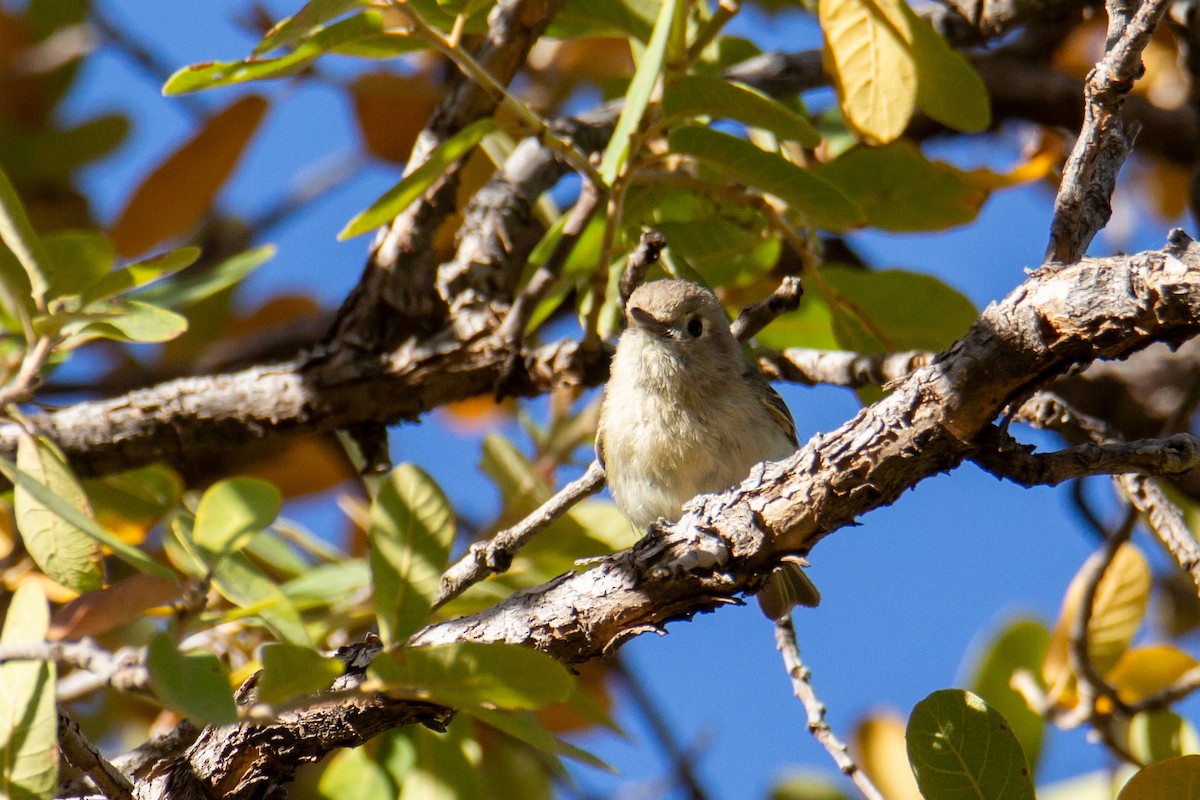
[{"x1": 629, "y1": 306, "x2": 669, "y2": 337}]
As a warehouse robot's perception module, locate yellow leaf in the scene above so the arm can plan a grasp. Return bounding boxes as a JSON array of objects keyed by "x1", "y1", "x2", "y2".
[
  {"x1": 853, "y1": 711, "x2": 923, "y2": 800},
  {"x1": 1107, "y1": 645, "x2": 1198, "y2": 705},
  {"x1": 819, "y1": 0, "x2": 916, "y2": 144},
  {"x1": 1043, "y1": 543, "x2": 1152, "y2": 707}
]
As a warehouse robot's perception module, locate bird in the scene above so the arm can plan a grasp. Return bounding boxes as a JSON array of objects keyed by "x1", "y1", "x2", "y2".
[{"x1": 596, "y1": 278, "x2": 820, "y2": 619}]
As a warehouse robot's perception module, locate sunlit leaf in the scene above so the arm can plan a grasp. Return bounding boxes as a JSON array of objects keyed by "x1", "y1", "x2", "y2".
[
  {"x1": 0, "y1": 163, "x2": 50, "y2": 308},
  {"x1": 821, "y1": 266, "x2": 978, "y2": 354},
  {"x1": 663, "y1": 75, "x2": 820, "y2": 147},
  {"x1": 318, "y1": 745, "x2": 393, "y2": 800},
  {"x1": 0, "y1": 454, "x2": 173, "y2": 579},
  {"x1": 136, "y1": 245, "x2": 275, "y2": 309},
  {"x1": 255, "y1": 0, "x2": 365, "y2": 55},
  {"x1": 41, "y1": 230, "x2": 113, "y2": 300},
  {"x1": 548, "y1": 0, "x2": 657, "y2": 40},
  {"x1": 815, "y1": 142, "x2": 991, "y2": 231},
  {"x1": 903, "y1": 3, "x2": 989, "y2": 133},
  {"x1": 1107, "y1": 645, "x2": 1199, "y2": 705},
  {"x1": 0, "y1": 582, "x2": 57, "y2": 800},
  {"x1": 14, "y1": 433, "x2": 103, "y2": 593},
  {"x1": 668, "y1": 126, "x2": 863, "y2": 229},
  {"x1": 906, "y1": 689, "x2": 1035, "y2": 800},
  {"x1": 371, "y1": 642, "x2": 573, "y2": 710},
  {"x1": 59, "y1": 299, "x2": 188, "y2": 345},
  {"x1": 770, "y1": 772, "x2": 853, "y2": 800},
  {"x1": 1128, "y1": 710, "x2": 1200, "y2": 765},
  {"x1": 81, "y1": 246, "x2": 201, "y2": 305},
  {"x1": 967, "y1": 618, "x2": 1049, "y2": 771},
  {"x1": 853, "y1": 713, "x2": 922, "y2": 800},
  {"x1": 257, "y1": 643, "x2": 345, "y2": 705},
  {"x1": 1044, "y1": 543, "x2": 1151, "y2": 700},
  {"x1": 340, "y1": 118, "x2": 498, "y2": 239},
  {"x1": 819, "y1": 0, "x2": 916, "y2": 144},
  {"x1": 466, "y1": 706, "x2": 612, "y2": 773},
  {"x1": 369, "y1": 464, "x2": 455, "y2": 645},
  {"x1": 599, "y1": 0, "x2": 681, "y2": 183},
  {"x1": 211, "y1": 550, "x2": 312, "y2": 646},
  {"x1": 164, "y1": 13, "x2": 391, "y2": 94},
  {"x1": 1117, "y1": 755, "x2": 1200, "y2": 799},
  {"x1": 146, "y1": 633, "x2": 237, "y2": 726},
  {"x1": 110, "y1": 96, "x2": 269, "y2": 256},
  {"x1": 193, "y1": 477, "x2": 282, "y2": 558}
]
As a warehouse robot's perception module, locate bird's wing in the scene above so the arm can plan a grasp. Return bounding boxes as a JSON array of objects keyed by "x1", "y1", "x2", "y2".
[
  {"x1": 594, "y1": 398, "x2": 608, "y2": 470},
  {"x1": 751, "y1": 371, "x2": 798, "y2": 448}
]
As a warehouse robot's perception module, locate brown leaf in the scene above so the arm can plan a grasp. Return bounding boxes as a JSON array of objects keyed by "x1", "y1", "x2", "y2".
[
  {"x1": 351, "y1": 72, "x2": 441, "y2": 164},
  {"x1": 110, "y1": 95, "x2": 269, "y2": 257},
  {"x1": 47, "y1": 573, "x2": 180, "y2": 640}
]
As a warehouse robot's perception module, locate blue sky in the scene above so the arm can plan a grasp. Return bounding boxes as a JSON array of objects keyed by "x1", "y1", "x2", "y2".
[{"x1": 55, "y1": 2, "x2": 1199, "y2": 797}]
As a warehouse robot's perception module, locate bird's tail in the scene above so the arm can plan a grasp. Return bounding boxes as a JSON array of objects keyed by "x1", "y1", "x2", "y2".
[{"x1": 756, "y1": 560, "x2": 821, "y2": 620}]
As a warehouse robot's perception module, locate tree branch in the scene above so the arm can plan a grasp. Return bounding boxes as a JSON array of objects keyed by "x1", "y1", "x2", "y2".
[{"x1": 972, "y1": 430, "x2": 1200, "y2": 486}]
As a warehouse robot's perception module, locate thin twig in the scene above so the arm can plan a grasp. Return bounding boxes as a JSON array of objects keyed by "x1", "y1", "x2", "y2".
[
  {"x1": 757, "y1": 348, "x2": 930, "y2": 388},
  {"x1": 774, "y1": 618, "x2": 884, "y2": 800},
  {"x1": 0, "y1": 639, "x2": 149, "y2": 695},
  {"x1": 58, "y1": 708, "x2": 137, "y2": 800},
  {"x1": 1046, "y1": 0, "x2": 1172, "y2": 261},
  {"x1": 730, "y1": 276, "x2": 804, "y2": 342},
  {"x1": 613, "y1": 657, "x2": 714, "y2": 800},
  {"x1": 618, "y1": 229, "x2": 668, "y2": 310},
  {"x1": 971, "y1": 430, "x2": 1200, "y2": 487},
  {"x1": 432, "y1": 460, "x2": 607, "y2": 609},
  {"x1": 0, "y1": 335, "x2": 53, "y2": 408},
  {"x1": 686, "y1": 0, "x2": 741, "y2": 63},
  {"x1": 391, "y1": 0, "x2": 603, "y2": 187}
]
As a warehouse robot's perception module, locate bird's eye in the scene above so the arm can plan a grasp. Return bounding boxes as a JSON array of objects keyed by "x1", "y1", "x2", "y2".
[{"x1": 686, "y1": 317, "x2": 703, "y2": 338}]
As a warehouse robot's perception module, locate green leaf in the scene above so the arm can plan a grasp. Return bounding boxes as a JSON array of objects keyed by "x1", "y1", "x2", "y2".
[
  {"x1": 663, "y1": 75, "x2": 820, "y2": 147},
  {"x1": 257, "y1": 643, "x2": 345, "y2": 705},
  {"x1": 211, "y1": 551, "x2": 312, "y2": 646},
  {"x1": 42, "y1": 230, "x2": 114, "y2": 300},
  {"x1": 193, "y1": 477, "x2": 282, "y2": 558},
  {"x1": 770, "y1": 772, "x2": 853, "y2": 800},
  {"x1": 1129, "y1": 710, "x2": 1200, "y2": 764},
  {"x1": 14, "y1": 433, "x2": 103, "y2": 593},
  {"x1": 371, "y1": 642, "x2": 573, "y2": 710},
  {"x1": 318, "y1": 745, "x2": 394, "y2": 800},
  {"x1": 1118, "y1": 755, "x2": 1200, "y2": 799},
  {"x1": 0, "y1": 115, "x2": 130, "y2": 186},
  {"x1": 136, "y1": 245, "x2": 274, "y2": 308},
  {"x1": 0, "y1": 165, "x2": 50, "y2": 309},
  {"x1": 81, "y1": 246, "x2": 201, "y2": 305},
  {"x1": 369, "y1": 464, "x2": 455, "y2": 645},
  {"x1": 466, "y1": 706, "x2": 613, "y2": 772},
  {"x1": 815, "y1": 142, "x2": 991, "y2": 231},
  {"x1": 599, "y1": 0, "x2": 681, "y2": 183},
  {"x1": 396, "y1": 721, "x2": 483, "y2": 800},
  {"x1": 146, "y1": 633, "x2": 238, "y2": 726},
  {"x1": 822, "y1": 266, "x2": 978, "y2": 354},
  {"x1": 0, "y1": 243, "x2": 34, "y2": 333},
  {"x1": 0, "y1": 582, "x2": 57, "y2": 800},
  {"x1": 0, "y1": 454, "x2": 173, "y2": 579},
  {"x1": 668, "y1": 126, "x2": 863, "y2": 230},
  {"x1": 58, "y1": 299, "x2": 188, "y2": 345},
  {"x1": 753, "y1": 291, "x2": 840, "y2": 351},
  {"x1": 282, "y1": 560, "x2": 370, "y2": 607},
  {"x1": 903, "y1": 3, "x2": 990, "y2": 133},
  {"x1": 967, "y1": 618, "x2": 1049, "y2": 772},
  {"x1": 341, "y1": 118, "x2": 498, "y2": 239},
  {"x1": 255, "y1": 0, "x2": 366, "y2": 55},
  {"x1": 548, "y1": 0, "x2": 657, "y2": 39},
  {"x1": 906, "y1": 689, "x2": 1035, "y2": 800},
  {"x1": 164, "y1": 12, "x2": 389, "y2": 94}
]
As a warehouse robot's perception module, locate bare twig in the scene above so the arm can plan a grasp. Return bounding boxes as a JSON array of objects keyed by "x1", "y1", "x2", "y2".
[
  {"x1": 1117, "y1": 473, "x2": 1200, "y2": 589},
  {"x1": 0, "y1": 335, "x2": 54, "y2": 408},
  {"x1": 972, "y1": 430, "x2": 1200, "y2": 487},
  {"x1": 0, "y1": 639, "x2": 149, "y2": 695},
  {"x1": 757, "y1": 348, "x2": 930, "y2": 388},
  {"x1": 58, "y1": 708, "x2": 136, "y2": 800},
  {"x1": 774, "y1": 618, "x2": 884, "y2": 800},
  {"x1": 618, "y1": 230, "x2": 668, "y2": 310},
  {"x1": 1046, "y1": 0, "x2": 1172, "y2": 262},
  {"x1": 432, "y1": 460, "x2": 607, "y2": 609},
  {"x1": 730, "y1": 276, "x2": 804, "y2": 343}
]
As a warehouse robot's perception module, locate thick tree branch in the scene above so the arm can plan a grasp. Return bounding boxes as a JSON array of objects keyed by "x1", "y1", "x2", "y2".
[{"x1": 409, "y1": 233, "x2": 1200, "y2": 661}]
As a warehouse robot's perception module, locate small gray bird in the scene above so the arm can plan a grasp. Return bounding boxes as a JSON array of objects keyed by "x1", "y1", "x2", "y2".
[{"x1": 596, "y1": 278, "x2": 820, "y2": 618}]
